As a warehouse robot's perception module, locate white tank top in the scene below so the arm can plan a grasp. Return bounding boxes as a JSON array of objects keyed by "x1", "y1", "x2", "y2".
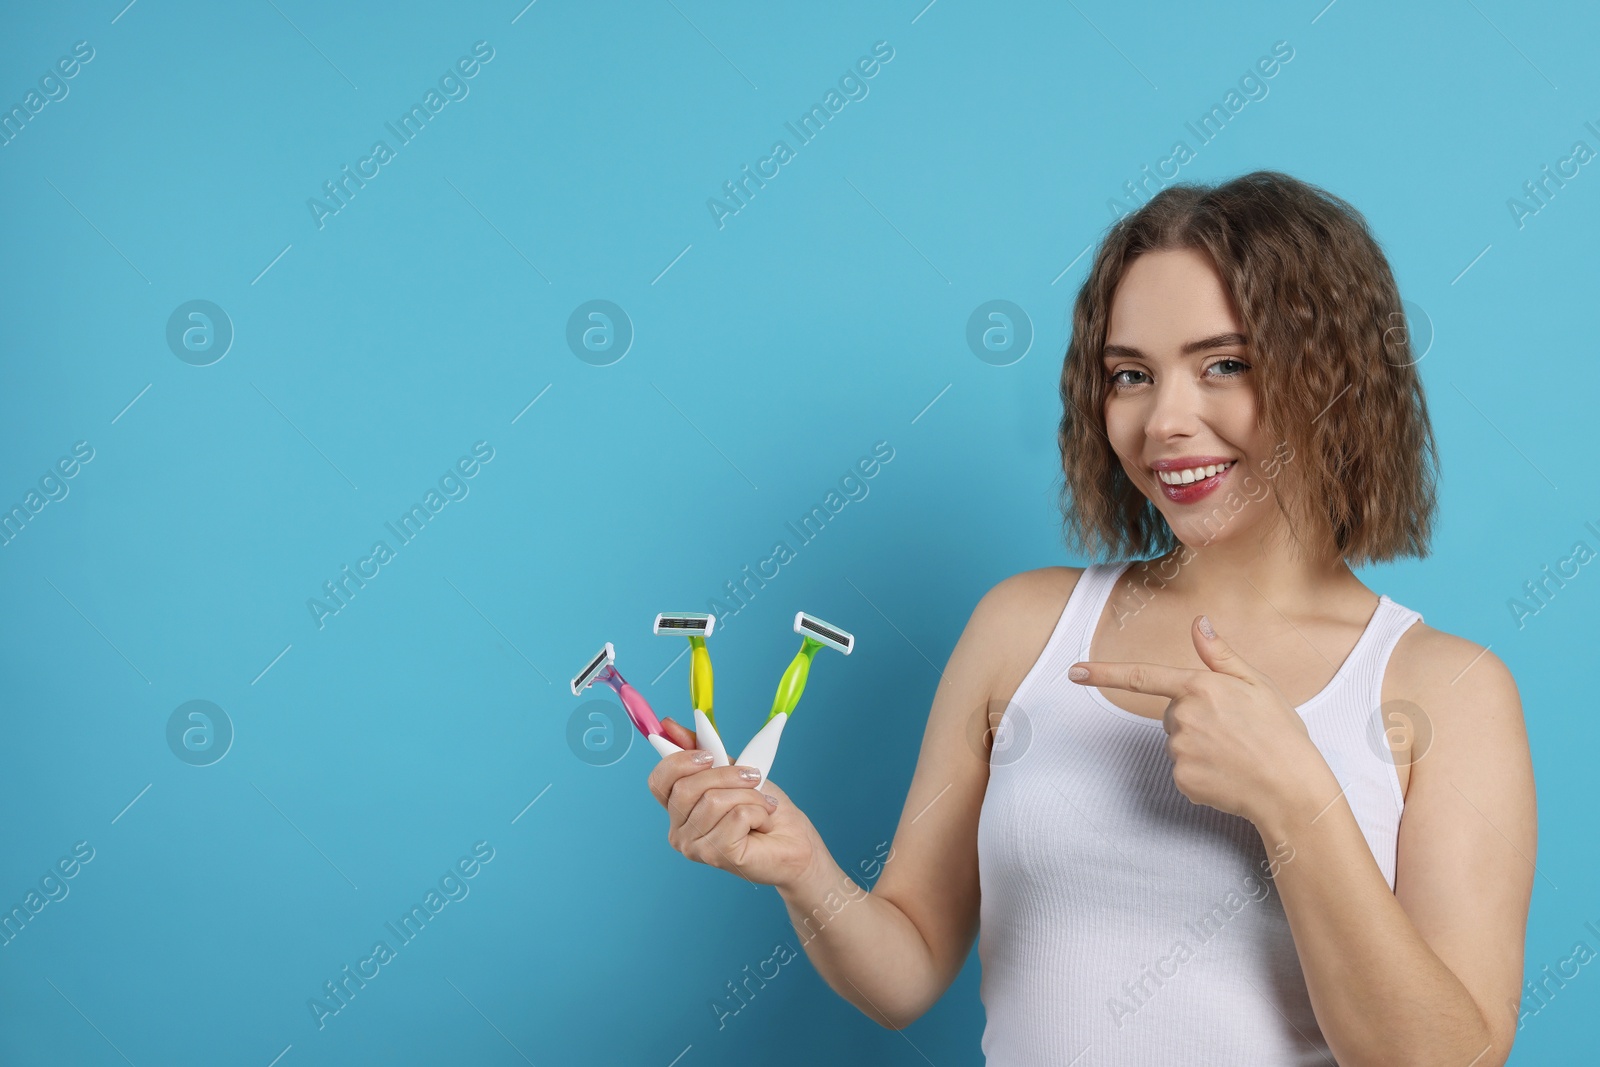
[{"x1": 976, "y1": 560, "x2": 1422, "y2": 1065}]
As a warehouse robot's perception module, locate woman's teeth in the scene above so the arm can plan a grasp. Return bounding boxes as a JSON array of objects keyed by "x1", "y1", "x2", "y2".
[{"x1": 1157, "y1": 460, "x2": 1235, "y2": 486}]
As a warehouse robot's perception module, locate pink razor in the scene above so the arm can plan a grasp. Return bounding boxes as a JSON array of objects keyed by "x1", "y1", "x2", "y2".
[{"x1": 570, "y1": 642, "x2": 682, "y2": 758}]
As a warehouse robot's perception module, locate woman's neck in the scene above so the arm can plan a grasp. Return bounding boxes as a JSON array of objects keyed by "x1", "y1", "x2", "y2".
[{"x1": 1137, "y1": 538, "x2": 1366, "y2": 618}]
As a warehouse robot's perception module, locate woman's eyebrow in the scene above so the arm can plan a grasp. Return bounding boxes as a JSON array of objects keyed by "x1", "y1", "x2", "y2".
[{"x1": 1102, "y1": 332, "x2": 1249, "y2": 360}]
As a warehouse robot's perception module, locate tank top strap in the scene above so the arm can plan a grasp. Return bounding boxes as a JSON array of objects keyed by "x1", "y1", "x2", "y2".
[
  {"x1": 1356, "y1": 596, "x2": 1425, "y2": 707},
  {"x1": 1009, "y1": 561, "x2": 1132, "y2": 705},
  {"x1": 1067, "y1": 560, "x2": 1131, "y2": 641}
]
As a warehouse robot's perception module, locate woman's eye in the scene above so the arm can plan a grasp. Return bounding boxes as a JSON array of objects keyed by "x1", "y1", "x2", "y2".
[{"x1": 1107, "y1": 360, "x2": 1248, "y2": 389}]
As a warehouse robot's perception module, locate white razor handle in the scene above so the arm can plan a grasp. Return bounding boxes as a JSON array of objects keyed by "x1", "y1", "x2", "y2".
[
  {"x1": 694, "y1": 708, "x2": 730, "y2": 767},
  {"x1": 733, "y1": 712, "x2": 788, "y2": 791},
  {"x1": 644, "y1": 714, "x2": 728, "y2": 765}
]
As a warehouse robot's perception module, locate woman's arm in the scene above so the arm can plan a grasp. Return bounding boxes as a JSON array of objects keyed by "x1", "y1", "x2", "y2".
[
  {"x1": 773, "y1": 568, "x2": 1082, "y2": 1028},
  {"x1": 1257, "y1": 631, "x2": 1536, "y2": 1067}
]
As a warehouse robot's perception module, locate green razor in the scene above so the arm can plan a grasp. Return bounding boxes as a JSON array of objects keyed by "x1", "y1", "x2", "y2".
[{"x1": 736, "y1": 612, "x2": 855, "y2": 789}]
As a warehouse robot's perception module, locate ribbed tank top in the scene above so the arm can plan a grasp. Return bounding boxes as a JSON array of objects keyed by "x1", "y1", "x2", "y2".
[{"x1": 976, "y1": 560, "x2": 1423, "y2": 1065}]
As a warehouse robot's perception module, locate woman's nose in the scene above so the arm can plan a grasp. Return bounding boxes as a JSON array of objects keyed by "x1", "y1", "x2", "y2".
[{"x1": 1144, "y1": 379, "x2": 1205, "y2": 439}]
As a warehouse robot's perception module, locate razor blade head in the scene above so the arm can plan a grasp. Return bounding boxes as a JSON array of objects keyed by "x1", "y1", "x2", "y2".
[
  {"x1": 570, "y1": 641, "x2": 616, "y2": 695},
  {"x1": 794, "y1": 611, "x2": 853, "y2": 654},
  {"x1": 653, "y1": 612, "x2": 715, "y2": 637}
]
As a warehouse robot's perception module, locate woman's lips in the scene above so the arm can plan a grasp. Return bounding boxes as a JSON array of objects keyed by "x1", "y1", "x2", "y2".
[{"x1": 1157, "y1": 461, "x2": 1234, "y2": 504}]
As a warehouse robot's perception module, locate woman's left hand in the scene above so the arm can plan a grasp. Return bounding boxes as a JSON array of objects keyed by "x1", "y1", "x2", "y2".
[{"x1": 1067, "y1": 615, "x2": 1328, "y2": 826}]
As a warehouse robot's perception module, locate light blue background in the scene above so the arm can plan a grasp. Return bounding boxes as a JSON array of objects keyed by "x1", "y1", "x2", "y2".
[{"x1": 2, "y1": 1, "x2": 1596, "y2": 1064}]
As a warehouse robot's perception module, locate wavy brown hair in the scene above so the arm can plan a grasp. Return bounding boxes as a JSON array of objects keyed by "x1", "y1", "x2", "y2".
[{"x1": 1057, "y1": 170, "x2": 1439, "y2": 567}]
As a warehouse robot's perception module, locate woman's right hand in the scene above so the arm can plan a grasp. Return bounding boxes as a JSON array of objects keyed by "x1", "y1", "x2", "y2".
[{"x1": 646, "y1": 716, "x2": 821, "y2": 890}]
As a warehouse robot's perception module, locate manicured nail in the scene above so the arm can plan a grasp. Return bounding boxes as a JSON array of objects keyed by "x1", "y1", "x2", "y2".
[
  {"x1": 762, "y1": 793, "x2": 778, "y2": 808},
  {"x1": 1068, "y1": 665, "x2": 1089, "y2": 681},
  {"x1": 1198, "y1": 615, "x2": 1215, "y2": 639},
  {"x1": 737, "y1": 766, "x2": 761, "y2": 782},
  {"x1": 691, "y1": 751, "x2": 713, "y2": 764}
]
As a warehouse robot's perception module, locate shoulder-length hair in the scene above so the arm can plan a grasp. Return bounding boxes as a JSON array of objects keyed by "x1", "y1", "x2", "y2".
[{"x1": 1057, "y1": 170, "x2": 1439, "y2": 568}]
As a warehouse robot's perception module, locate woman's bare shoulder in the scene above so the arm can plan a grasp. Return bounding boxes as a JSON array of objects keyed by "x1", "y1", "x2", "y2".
[
  {"x1": 985, "y1": 563, "x2": 1088, "y2": 604},
  {"x1": 1389, "y1": 619, "x2": 1519, "y2": 701},
  {"x1": 1389, "y1": 622, "x2": 1529, "y2": 846},
  {"x1": 974, "y1": 566, "x2": 1086, "y2": 624}
]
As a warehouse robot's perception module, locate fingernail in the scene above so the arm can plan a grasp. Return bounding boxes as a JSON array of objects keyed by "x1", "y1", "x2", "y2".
[
  {"x1": 738, "y1": 766, "x2": 761, "y2": 782},
  {"x1": 763, "y1": 792, "x2": 778, "y2": 808},
  {"x1": 1068, "y1": 665, "x2": 1089, "y2": 681},
  {"x1": 1198, "y1": 615, "x2": 1215, "y2": 639},
  {"x1": 691, "y1": 751, "x2": 713, "y2": 764}
]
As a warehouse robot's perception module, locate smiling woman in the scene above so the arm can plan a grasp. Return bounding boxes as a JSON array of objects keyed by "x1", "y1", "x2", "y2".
[
  {"x1": 1060, "y1": 172, "x2": 1438, "y2": 569},
  {"x1": 643, "y1": 170, "x2": 1536, "y2": 1067}
]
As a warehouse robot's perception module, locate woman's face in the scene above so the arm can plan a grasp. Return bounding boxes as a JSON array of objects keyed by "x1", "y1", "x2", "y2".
[{"x1": 1101, "y1": 247, "x2": 1281, "y2": 549}]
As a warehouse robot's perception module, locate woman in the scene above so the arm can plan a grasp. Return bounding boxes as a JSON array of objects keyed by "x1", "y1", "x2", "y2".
[{"x1": 646, "y1": 171, "x2": 1536, "y2": 1065}]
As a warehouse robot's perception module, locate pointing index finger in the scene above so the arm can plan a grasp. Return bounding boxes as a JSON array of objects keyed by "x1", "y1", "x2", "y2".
[{"x1": 1068, "y1": 660, "x2": 1196, "y2": 698}]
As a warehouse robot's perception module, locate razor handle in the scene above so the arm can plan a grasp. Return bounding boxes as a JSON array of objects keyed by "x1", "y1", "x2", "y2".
[
  {"x1": 768, "y1": 638, "x2": 821, "y2": 721},
  {"x1": 689, "y1": 636, "x2": 715, "y2": 729}
]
